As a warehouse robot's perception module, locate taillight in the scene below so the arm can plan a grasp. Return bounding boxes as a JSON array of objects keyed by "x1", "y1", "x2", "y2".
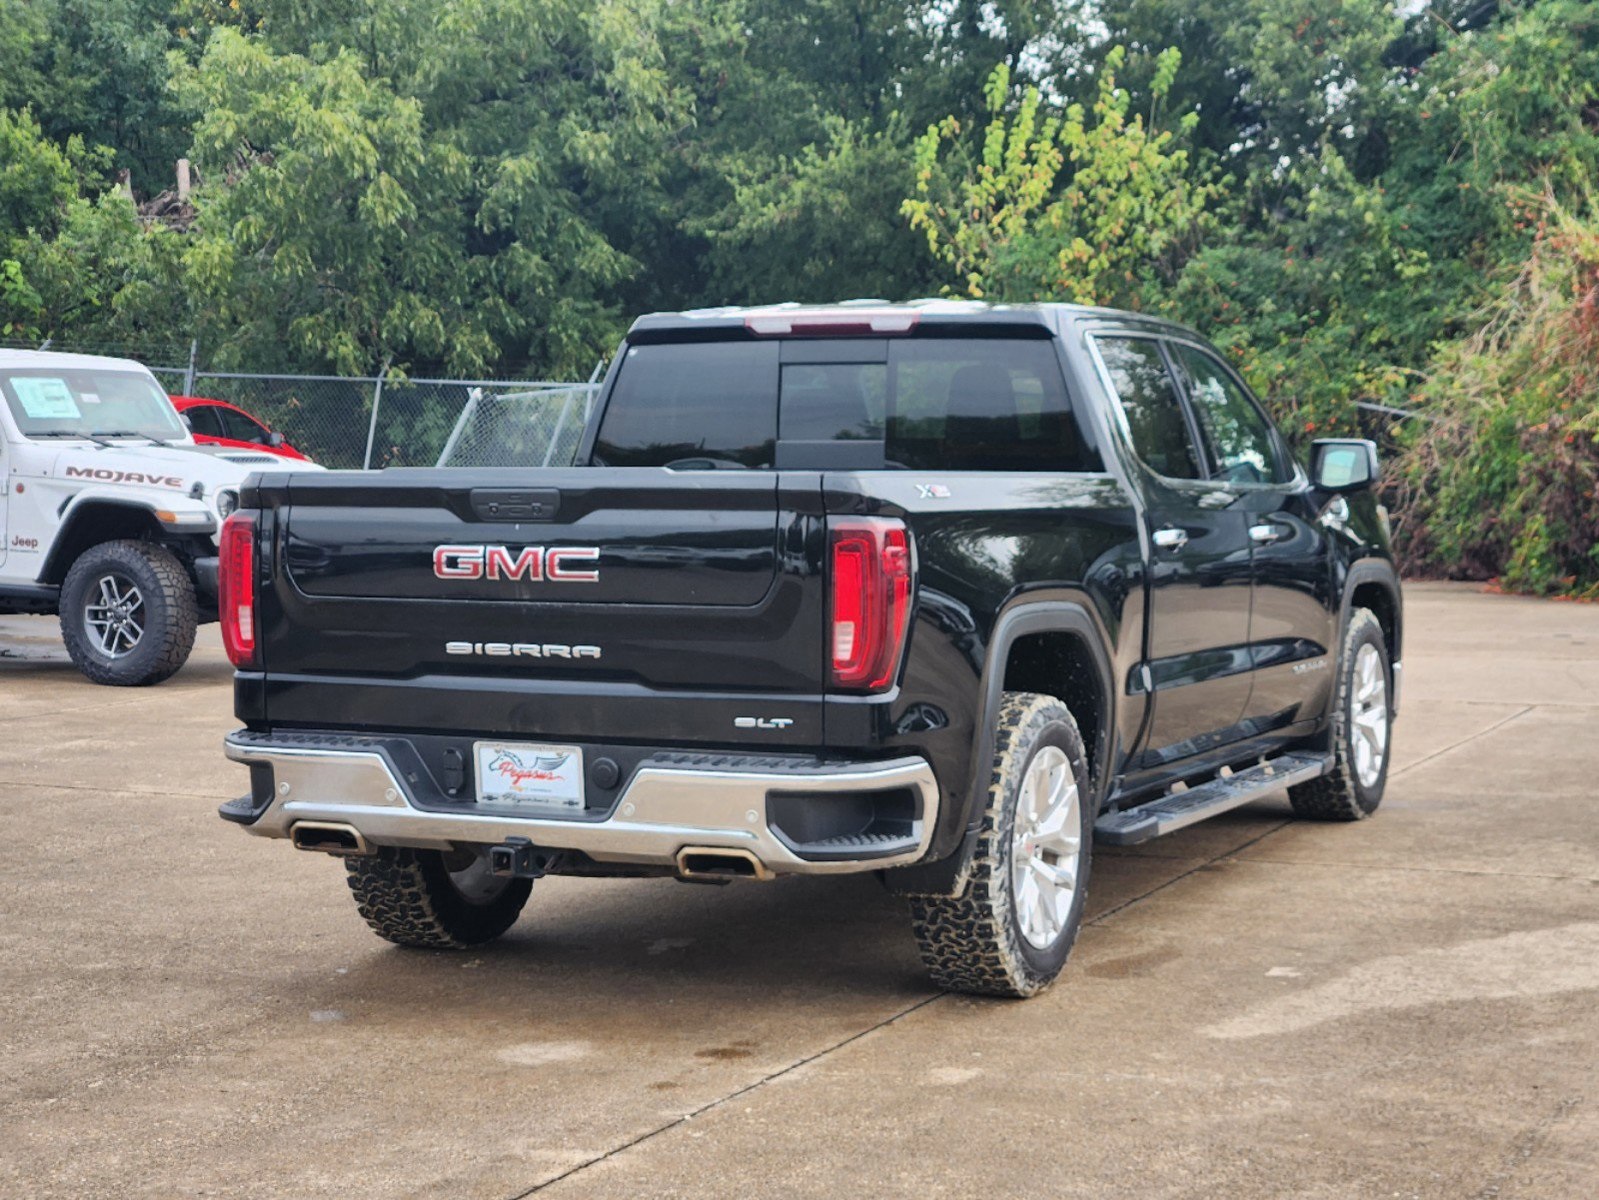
[
  {"x1": 219, "y1": 511, "x2": 258, "y2": 668},
  {"x1": 830, "y1": 518, "x2": 913, "y2": 691}
]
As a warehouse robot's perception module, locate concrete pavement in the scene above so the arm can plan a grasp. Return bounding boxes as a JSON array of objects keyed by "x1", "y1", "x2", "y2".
[{"x1": 1, "y1": 582, "x2": 1594, "y2": 1198}]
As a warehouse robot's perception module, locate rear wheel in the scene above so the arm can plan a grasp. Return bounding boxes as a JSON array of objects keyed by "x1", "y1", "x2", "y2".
[
  {"x1": 908, "y1": 692, "x2": 1093, "y2": 998},
  {"x1": 59, "y1": 539, "x2": 197, "y2": 686},
  {"x1": 345, "y1": 847, "x2": 532, "y2": 948},
  {"x1": 1289, "y1": 607, "x2": 1392, "y2": 820}
]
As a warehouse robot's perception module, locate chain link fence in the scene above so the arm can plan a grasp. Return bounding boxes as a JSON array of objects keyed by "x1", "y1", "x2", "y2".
[
  {"x1": 435, "y1": 385, "x2": 597, "y2": 469},
  {"x1": 178, "y1": 372, "x2": 599, "y2": 469},
  {"x1": 3, "y1": 338, "x2": 599, "y2": 469}
]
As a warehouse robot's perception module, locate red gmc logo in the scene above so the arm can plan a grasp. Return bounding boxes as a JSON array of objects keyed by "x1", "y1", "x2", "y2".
[{"x1": 432, "y1": 544, "x2": 600, "y2": 583}]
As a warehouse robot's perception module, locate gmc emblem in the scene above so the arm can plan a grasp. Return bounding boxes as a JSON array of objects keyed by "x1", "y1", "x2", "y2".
[{"x1": 433, "y1": 544, "x2": 600, "y2": 582}]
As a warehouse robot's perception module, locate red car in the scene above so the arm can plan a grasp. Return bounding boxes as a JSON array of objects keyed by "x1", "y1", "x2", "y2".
[{"x1": 170, "y1": 395, "x2": 311, "y2": 461}]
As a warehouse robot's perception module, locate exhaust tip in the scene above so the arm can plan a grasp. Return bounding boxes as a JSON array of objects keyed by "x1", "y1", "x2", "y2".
[
  {"x1": 290, "y1": 821, "x2": 371, "y2": 857},
  {"x1": 675, "y1": 846, "x2": 772, "y2": 882}
]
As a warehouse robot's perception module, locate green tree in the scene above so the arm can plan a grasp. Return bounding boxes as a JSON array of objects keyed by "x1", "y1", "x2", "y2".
[
  {"x1": 904, "y1": 50, "x2": 1217, "y2": 306},
  {"x1": 0, "y1": 108, "x2": 84, "y2": 246},
  {"x1": 0, "y1": 106, "x2": 117, "y2": 341},
  {"x1": 657, "y1": 0, "x2": 1086, "y2": 307},
  {"x1": 0, "y1": 1, "x2": 52, "y2": 116},
  {"x1": 18, "y1": 0, "x2": 192, "y2": 195},
  {"x1": 5, "y1": 191, "x2": 190, "y2": 353},
  {"x1": 174, "y1": 29, "x2": 478, "y2": 373},
  {"x1": 1160, "y1": 144, "x2": 1430, "y2": 438},
  {"x1": 1091, "y1": 0, "x2": 1403, "y2": 176},
  {"x1": 696, "y1": 116, "x2": 936, "y2": 304}
]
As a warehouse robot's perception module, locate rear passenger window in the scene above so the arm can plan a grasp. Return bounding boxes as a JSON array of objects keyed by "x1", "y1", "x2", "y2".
[
  {"x1": 593, "y1": 342, "x2": 778, "y2": 468},
  {"x1": 1095, "y1": 337, "x2": 1202, "y2": 480}
]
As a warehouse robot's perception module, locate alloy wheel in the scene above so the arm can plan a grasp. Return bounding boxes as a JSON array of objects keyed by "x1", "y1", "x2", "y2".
[
  {"x1": 1009, "y1": 745, "x2": 1084, "y2": 950},
  {"x1": 84, "y1": 573, "x2": 145, "y2": 658},
  {"x1": 1350, "y1": 642, "x2": 1390, "y2": 788}
]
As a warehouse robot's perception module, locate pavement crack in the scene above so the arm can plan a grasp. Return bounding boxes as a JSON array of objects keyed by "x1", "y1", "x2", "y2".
[
  {"x1": 503, "y1": 992, "x2": 945, "y2": 1198},
  {"x1": 1391, "y1": 705, "x2": 1534, "y2": 779},
  {"x1": 1475, "y1": 1094, "x2": 1583, "y2": 1199},
  {"x1": 0, "y1": 779, "x2": 222, "y2": 802},
  {"x1": 1236, "y1": 856, "x2": 1598, "y2": 884}
]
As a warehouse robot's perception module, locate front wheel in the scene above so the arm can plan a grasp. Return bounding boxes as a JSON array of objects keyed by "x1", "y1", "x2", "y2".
[
  {"x1": 1289, "y1": 606, "x2": 1393, "y2": 820},
  {"x1": 346, "y1": 847, "x2": 532, "y2": 948},
  {"x1": 58, "y1": 539, "x2": 198, "y2": 686},
  {"x1": 908, "y1": 692, "x2": 1094, "y2": 998}
]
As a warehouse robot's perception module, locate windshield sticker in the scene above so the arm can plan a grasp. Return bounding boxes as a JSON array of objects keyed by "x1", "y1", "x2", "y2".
[{"x1": 13, "y1": 377, "x2": 81, "y2": 420}]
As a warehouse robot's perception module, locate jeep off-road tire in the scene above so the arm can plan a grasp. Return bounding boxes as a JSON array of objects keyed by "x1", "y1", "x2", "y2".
[
  {"x1": 908, "y1": 692, "x2": 1093, "y2": 998},
  {"x1": 59, "y1": 539, "x2": 198, "y2": 687},
  {"x1": 345, "y1": 847, "x2": 532, "y2": 949},
  {"x1": 1289, "y1": 607, "x2": 1392, "y2": 821}
]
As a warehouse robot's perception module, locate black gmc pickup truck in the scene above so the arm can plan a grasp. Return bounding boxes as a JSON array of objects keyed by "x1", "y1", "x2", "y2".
[{"x1": 218, "y1": 301, "x2": 1401, "y2": 998}]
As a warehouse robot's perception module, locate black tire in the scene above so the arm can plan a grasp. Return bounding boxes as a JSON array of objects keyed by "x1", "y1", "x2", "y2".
[
  {"x1": 345, "y1": 847, "x2": 532, "y2": 949},
  {"x1": 1289, "y1": 607, "x2": 1393, "y2": 821},
  {"x1": 58, "y1": 539, "x2": 197, "y2": 687},
  {"x1": 908, "y1": 692, "x2": 1094, "y2": 998}
]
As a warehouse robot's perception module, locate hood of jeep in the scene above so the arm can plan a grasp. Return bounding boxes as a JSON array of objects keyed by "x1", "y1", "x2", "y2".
[{"x1": 45, "y1": 441, "x2": 314, "y2": 498}]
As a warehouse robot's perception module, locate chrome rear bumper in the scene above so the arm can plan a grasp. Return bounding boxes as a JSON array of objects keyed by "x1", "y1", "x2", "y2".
[{"x1": 223, "y1": 733, "x2": 939, "y2": 876}]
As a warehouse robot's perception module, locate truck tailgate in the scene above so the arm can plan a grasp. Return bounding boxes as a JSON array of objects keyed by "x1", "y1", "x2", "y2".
[{"x1": 251, "y1": 468, "x2": 827, "y2": 741}]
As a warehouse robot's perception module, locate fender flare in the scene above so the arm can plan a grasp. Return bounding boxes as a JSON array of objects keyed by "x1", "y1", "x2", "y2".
[
  {"x1": 1339, "y1": 558, "x2": 1403, "y2": 712},
  {"x1": 886, "y1": 599, "x2": 1116, "y2": 898},
  {"x1": 40, "y1": 495, "x2": 212, "y2": 585}
]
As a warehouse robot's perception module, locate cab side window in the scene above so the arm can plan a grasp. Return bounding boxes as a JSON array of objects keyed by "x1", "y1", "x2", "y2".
[
  {"x1": 1095, "y1": 337, "x2": 1202, "y2": 480},
  {"x1": 219, "y1": 407, "x2": 269, "y2": 444},
  {"x1": 1168, "y1": 345, "x2": 1288, "y2": 485},
  {"x1": 184, "y1": 404, "x2": 225, "y2": 438}
]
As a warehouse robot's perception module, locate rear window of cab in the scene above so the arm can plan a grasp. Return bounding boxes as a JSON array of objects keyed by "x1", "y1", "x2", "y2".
[{"x1": 590, "y1": 337, "x2": 1102, "y2": 473}]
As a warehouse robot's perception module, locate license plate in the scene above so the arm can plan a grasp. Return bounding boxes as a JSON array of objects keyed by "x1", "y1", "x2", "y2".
[{"x1": 474, "y1": 741, "x2": 584, "y2": 809}]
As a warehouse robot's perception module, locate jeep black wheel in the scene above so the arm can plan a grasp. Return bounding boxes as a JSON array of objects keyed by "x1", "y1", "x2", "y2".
[
  {"x1": 908, "y1": 692, "x2": 1093, "y2": 998},
  {"x1": 346, "y1": 847, "x2": 532, "y2": 949},
  {"x1": 59, "y1": 539, "x2": 198, "y2": 686},
  {"x1": 1288, "y1": 606, "x2": 1392, "y2": 820}
]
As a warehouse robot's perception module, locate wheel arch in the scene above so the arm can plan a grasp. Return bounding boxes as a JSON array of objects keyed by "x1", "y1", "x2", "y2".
[
  {"x1": 886, "y1": 599, "x2": 1115, "y2": 899},
  {"x1": 1341, "y1": 559, "x2": 1402, "y2": 712},
  {"x1": 41, "y1": 500, "x2": 166, "y2": 585}
]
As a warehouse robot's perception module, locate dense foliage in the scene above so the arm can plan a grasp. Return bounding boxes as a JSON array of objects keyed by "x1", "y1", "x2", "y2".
[
  {"x1": 1393, "y1": 193, "x2": 1599, "y2": 596},
  {"x1": 1, "y1": 0, "x2": 1596, "y2": 590}
]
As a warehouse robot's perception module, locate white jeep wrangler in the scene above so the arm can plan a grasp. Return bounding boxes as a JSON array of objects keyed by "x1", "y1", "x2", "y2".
[{"x1": 0, "y1": 349, "x2": 318, "y2": 686}]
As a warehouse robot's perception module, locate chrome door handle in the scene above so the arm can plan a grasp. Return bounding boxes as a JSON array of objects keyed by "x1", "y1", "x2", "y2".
[
  {"x1": 1152, "y1": 527, "x2": 1189, "y2": 551},
  {"x1": 1249, "y1": 523, "x2": 1287, "y2": 544}
]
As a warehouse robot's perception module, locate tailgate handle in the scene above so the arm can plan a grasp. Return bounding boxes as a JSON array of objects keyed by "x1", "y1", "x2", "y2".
[{"x1": 470, "y1": 488, "x2": 561, "y2": 522}]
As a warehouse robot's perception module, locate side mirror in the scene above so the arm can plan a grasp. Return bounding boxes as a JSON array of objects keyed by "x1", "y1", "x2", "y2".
[
  {"x1": 1310, "y1": 438, "x2": 1378, "y2": 493},
  {"x1": 179, "y1": 414, "x2": 193, "y2": 430},
  {"x1": 266, "y1": 430, "x2": 286, "y2": 447}
]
